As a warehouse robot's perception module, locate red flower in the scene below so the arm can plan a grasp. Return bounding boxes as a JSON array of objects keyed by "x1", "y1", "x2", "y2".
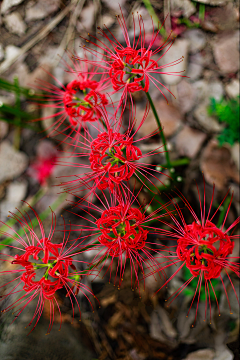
[
  {"x1": 79, "y1": 7, "x2": 186, "y2": 107},
  {"x1": 0, "y1": 205, "x2": 95, "y2": 333},
  {"x1": 69, "y1": 188, "x2": 169, "y2": 290},
  {"x1": 59, "y1": 105, "x2": 167, "y2": 199},
  {"x1": 154, "y1": 182, "x2": 240, "y2": 325},
  {"x1": 33, "y1": 53, "x2": 110, "y2": 142}
]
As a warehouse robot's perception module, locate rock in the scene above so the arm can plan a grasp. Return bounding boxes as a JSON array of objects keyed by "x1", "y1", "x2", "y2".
[
  {"x1": 5, "y1": 45, "x2": 21, "y2": 62},
  {"x1": 0, "y1": 141, "x2": 28, "y2": 184},
  {"x1": 170, "y1": 0, "x2": 196, "y2": 18},
  {"x1": 10, "y1": 62, "x2": 29, "y2": 87},
  {"x1": 194, "y1": 102, "x2": 223, "y2": 132},
  {"x1": 231, "y1": 142, "x2": 239, "y2": 170},
  {"x1": 175, "y1": 126, "x2": 207, "y2": 158},
  {"x1": 0, "y1": 44, "x2": 4, "y2": 61},
  {"x1": 101, "y1": 0, "x2": 126, "y2": 12},
  {"x1": 0, "y1": 121, "x2": 8, "y2": 139},
  {"x1": 213, "y1": 32, "x2": 239, "y2": 74},
  {"x1": 200, "y1": 139, "x2": 239, "y2": 190},
  {"x1": 25, "y1": 0, "x2": 61, "y2": 22},
  {"x1": 4, "y1": 12, "x2": 26, "y2": 36},
  {"x1": 208, "y1": 80, "x2": 224, "y2": 101},
  {"x1": 160, "y1": 39, "x2": 189, "y2": 85},
  {"x1": 135, "y1": 100, "x2": 183, "y2": 138},
  {"x1": 78, "y1": 2, "x2": 95, "y2": 30},
  {"x1": 183, "y1": 349, "x2": 215, "y2": 360},
  {"x1": 187, "y1": 62, "x2": 203, "y2": 82},
  {"x1": 102, "y1": 14, "x2": 115, "y2": 28},
  {"x1": 0, "y1": 181, "x2": 27, "y2": 221},
  {"x1": 177, "y1": 80, "x2": 196, "y2": 113},
  {"x1": 1, "y1": 0, "x2": 24, "y2": 14},
  {"x1": 225, "y1": 79, "x2": 239, "y2": 98},
  {"x1": 193, "y1": 0, "x2": 232, "y2": 4},
  {"x1": 184, "y1": 29, "x2": 206, "y2": 54}
]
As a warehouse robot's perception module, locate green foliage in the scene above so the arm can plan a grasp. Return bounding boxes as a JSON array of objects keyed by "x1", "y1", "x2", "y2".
[
  {"x1": 183, "y1": 266, "x2": 221, "y2": 302},
  {"x1": 208, "y1": 96, "x2": 240, "y2": 146}
]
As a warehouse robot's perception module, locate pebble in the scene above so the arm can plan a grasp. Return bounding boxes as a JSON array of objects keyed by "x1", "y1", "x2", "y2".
[
  {"x1": 0, "y1": 44, "x2": 4, "y2": 62},
  {"x1": 4, "y1": 12, "x2": 26, "y2": 36},
  {"x1": 177, "y1": 80, "x2": 196, "y2": 113},
  {"x1": 0, "y1": 141, "x2": 28, "y2": 184},
  {"x1": 170, "y1": 0, "x2": 196, "y2": 18},
  {"x1": 187, "y1": 62, "x2": 203, "y2": 82},
  {"x1": 225, "y1": 79, "x2": 239, "y2": 98},
  {"x1": 0, "y1": 181, "x2": 27, "y2": 221},
  {"x1": 184, "y1": 29, "x2": 206, "y2": 54},
  {"x1": 175, "y1": 126, "x2": 207, "y2": 158},
  {"x1": 193, "y1": 0, "x2": 231, "y2": 4},
  {"x1": 5, "y1": 45, "x2": 21, "y2": 62},
  {"x1": 194, "y1": 101, "x2": 223, "y2": 132},
  {"x1": 1, "y1": 0, "x2": 24, "y2": 14},
  {"x1": 231, "y1": 142, "x2": 239, "y2": 170},
  {"x1": 78, "y1": 2, "x2": 95, "y2": 30},
  {"x1": 213, "y1": 32, "x2": 239, "y2": 74},
  {"x1": 101, "y1": 0, "x2": 126, "y2": 12},
  {"x1": 159, "y1": 39, "x2": 189, "y2": 86},
  {"x1": 183, "y1": 349, "x2": 215, "y2": 360},
  {"x1": 25, "y1": 0, "x2": 61, "y2": 22},
  {"x1": 0, "y1": 121, "x2": 8, "y2": 140}
]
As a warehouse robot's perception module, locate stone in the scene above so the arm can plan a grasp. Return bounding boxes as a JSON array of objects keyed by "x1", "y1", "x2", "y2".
[
  {"x1": 4, "y1": 12, "x2": 26, "y2": 36},
  {"x1": 225, "y1": 79, "x2": 239, "y2": 98},
  {"x1": 175, "y1": 126, "x2": 207, "y2": 158},
  {"x1": 160, "y1": 39, "x2": 189, "y2": 85},
  {"x1": 177, "y1": 80, "x2": 196, "y2": 114},
  {"x1": 1, "y1": 0, "x2": 24, "y2": 14},
  {"x1": 25, "y1": 0, "x2": 61, "y2": 22},
  {"x1": 0, "y1": 121, "x2": 8, "y2": 139},
  {"x1": 183, "y1": 349, "x2": 215, "y2": 360},
  {"x1": 194, "y1": 102, "x2": 223, "y2": 132},
  {"x1": 214, "y1": 348, "x2": 234, "y2": 360},
  {"x1": 200, "y1": 139, "x2": 239, "y2": 190},
  {"x1": 135, "y1": 100, "x2": 183, "y2": 138},
  {"x1": 0, "y1": 181, "x2": 27, "y2": 220},
  {"x1": 0, "y1": 44, "x2": 4, "y2": 61},
  {"x1": 184, "y1": 29, "x2": 206, "y2": 54},
  {"x1": 0, "y1": 141, "x2": 28, "y2": 184},
  {"x1": 231, "y1": 142, "x2": 239, "y2": 170},
  {"x1": 101, "y1": 0, "x2": 126, "y2": 12},
  {"x1": 78, "y1": 2, "x2": 95, "y2": 30},
  {"x1": 170, "y1": 0, "x2": 196, "y2": 18},
  {"x1": 5, "y1": 45, "x2": 21, "y2": 62},
  {"x1": 193, "y1": 0, "x2": 232, "y2": 4},
  {"x1": 187, "y1": 62, "x2": 203, "y2": 82},
  {"x1": 213, "y1": 32, "x2": 239, "y2": 74}
]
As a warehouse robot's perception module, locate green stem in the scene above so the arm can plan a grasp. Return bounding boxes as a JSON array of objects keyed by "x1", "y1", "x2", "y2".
[
  {"x1": 142, "y1": 0, "x2": 167, "y2": 38},
  {"x1": 144, "y1": 89, "x2": 171, "y2": 168},
  {"x1": 216, "y1": 196, "x2": 231, "y2": 229},
  {"x1": 161, "y1": 158, "x2": 190, "y2": 169}
]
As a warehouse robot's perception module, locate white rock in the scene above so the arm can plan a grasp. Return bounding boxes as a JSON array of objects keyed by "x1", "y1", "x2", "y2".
[
  {"x1": 187, "y1": 62, "x2": 203, "y2": 81},
  {"x1": 79, "y1": 2, "x2": 95, "y2": 30},
  {"x1": 101, "y1": 0, "x2": 126, "y2": 12},
  {"x1": 0, "y1": 141, "x2": 28, "y2": 184},
  {"x1": 4, "y1": 12, "x2": 26, "y2": 36},
  {"x1": 177, "y1": 80, "x2": 196, "y2": 113},
  {"x1": 0, "y1": 121, "x2": 8, "y2": 139},
  {"x1": 160, "y1": 39, "x2": 189, "y2": 85},
  {"x1": 194, "y1": 102, "x2": 223, "y2": 132},
  {"x1": 0, "y1": 44, "x2": 4, "y2": 61},
  {"x1": 183, "y1": 349, "x2": 215, "y2": 360},
  {"x1": 1, "y1": 0, "x2": 24, "y2": 14},
  {"x1": 225, "y1": 79, "x2": 239, "y2": 98},
  {"x1": 231, "y1": 142, "x2": 240, "y2": 170},
  {"x1": 184, "y1": 29, "x2": 206, "y2": 54},
  {"x1": 208, "y1": 80, "x2": 224, "y2": 101},
  {"x1": 170, "y1": 0, "x2": 196, "y2": 18},
  {"x1": 0, "y1": 181, "x2": 27, "y2": 220},
  {"x1": 25, "y1": 0, "x2": 61, "y2": 22},
  {"x1": 5, "y1": 45, "x2": 21, "y2": 62},
  {"x1": 193, "y1": 0, "x2": 231, "y2": 4}
]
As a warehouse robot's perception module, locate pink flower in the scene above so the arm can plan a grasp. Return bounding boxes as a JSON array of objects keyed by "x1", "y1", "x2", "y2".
[
  {"x1": 79, "y1": 7, "x2": 186, "y2": 107},
  {"x1": 154, "y1": 182, "x2": 240, "y2": 325},
  {"x1": 0, "y1": 205, "x2": 95, "y2": 333}
]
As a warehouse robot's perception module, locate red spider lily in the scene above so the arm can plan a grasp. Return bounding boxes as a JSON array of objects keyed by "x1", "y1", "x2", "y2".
[
  {"x1": 67, "y1": 187, "x2": 172, "y2": 291},
  {"x1": 78, "y1": 7, "x2": 186, "y2": 109},
  {"x1": 152, "y1": 182, "x2": 240, "y2": 326},
  {"x1": 28, "y1": 150, "x2": 58, "y2": 185},
  {"x1": 57, "y1": 104, "x2": 168, "y2": 201},
  {"x1": 0, "y1": 205, "x2": 95, "y2": 333},
  {"x1": 32, "y1": 53, "x2": 110, "y2": 144}
]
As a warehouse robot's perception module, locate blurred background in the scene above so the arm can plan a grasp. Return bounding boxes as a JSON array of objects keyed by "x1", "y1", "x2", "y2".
[{"x1": 0, "y1": 0, "x2": 239, "y2": 359}]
